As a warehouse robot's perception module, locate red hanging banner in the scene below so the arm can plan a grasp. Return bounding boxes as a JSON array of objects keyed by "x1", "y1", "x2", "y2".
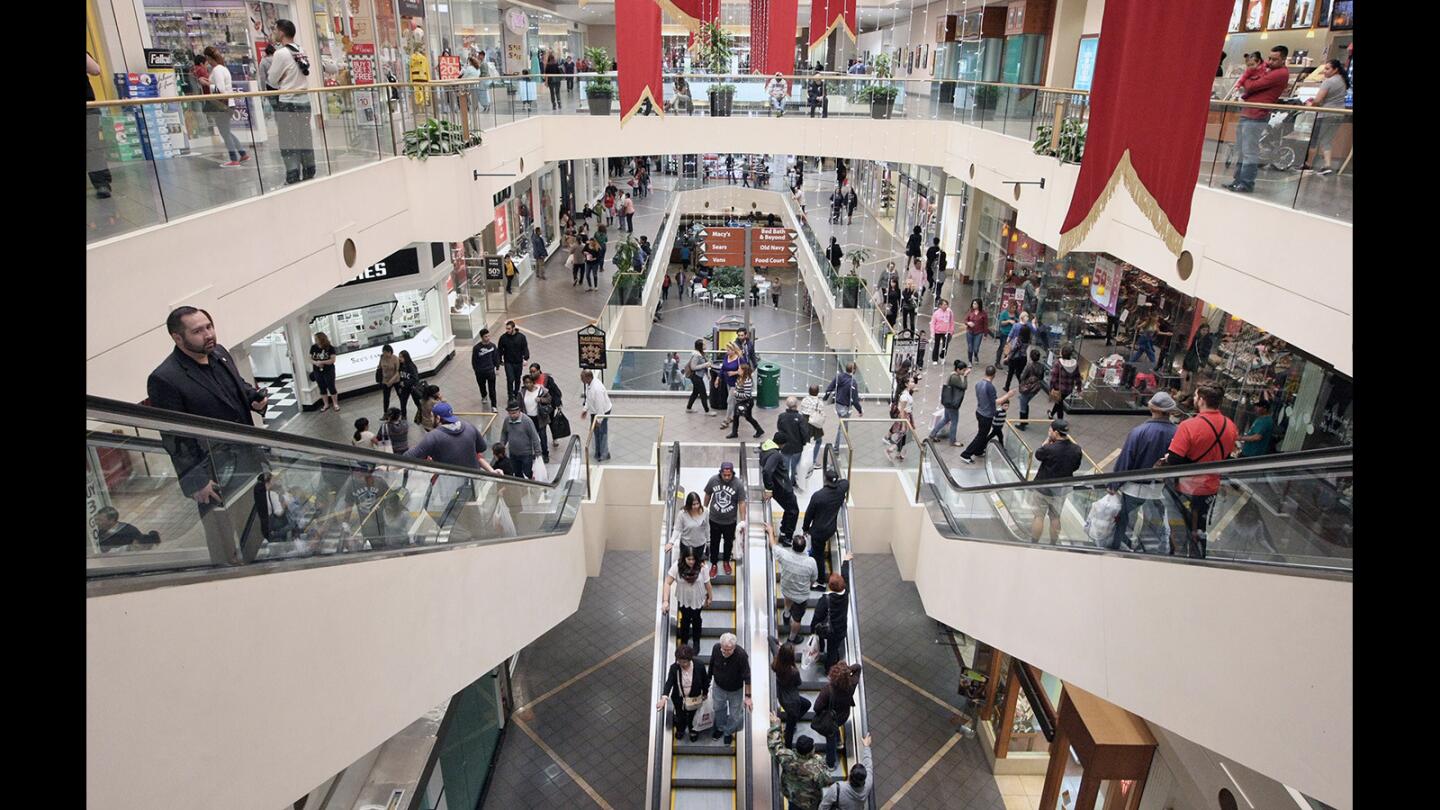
[
  {"x1": 807, "y1": 0, "x2": 856, "y2": 51},
  {"x1": 1057, "y1": 0, "x2": 1231, "y2": 258},
  {"x1": 750, "y1": 0, "x2": 797, "y2": 76},
  {"x1": 656, "y1": 0, "x2": 719, "y2": 42},
  {"x1": 617, "y1": 0, "x2": 664, "y2": 125}
]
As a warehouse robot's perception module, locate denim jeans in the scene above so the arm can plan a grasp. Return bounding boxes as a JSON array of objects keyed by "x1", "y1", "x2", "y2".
[
  {"x1": 783, "y1": 452, "x2": 800, "y2": 483},
  {"x1": 930, "y1": 406, "x2": 960, "y2": 443},
  {"x1": 1019, "y1": 388, "x2": 1041, "y2": 421},
  {"x1": 1109, "y1": 492, "x2": 1171, "y2": 552},
  {"x1": 592, "y1": 414, "x2": 610, "y2": 460},
  {"x1": 1129, "y1": 336, "x2": 1156, "y2": 364},
  {"x1": 712, "y1": 683, "x2": 744, "y2": 736},
  {"x1": 966, "y1": 332, "x2": 984, "y2": 362},
  {"x1": 1233, "y1": 118, "x2": 1266, "y2": 188}
]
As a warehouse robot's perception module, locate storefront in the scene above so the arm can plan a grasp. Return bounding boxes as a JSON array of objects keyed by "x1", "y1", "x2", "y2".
[
  {"x1": 273, "y1": 242, "x2": 456, "y2": 405},
  {"x1": 854, "y1": 160, "x2": 897, "y2": 236}
]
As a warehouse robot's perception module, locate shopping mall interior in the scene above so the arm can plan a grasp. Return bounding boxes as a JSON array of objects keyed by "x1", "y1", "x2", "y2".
[{"x1": 86, "y1": 0, "x2": 1352, "y2": 808}]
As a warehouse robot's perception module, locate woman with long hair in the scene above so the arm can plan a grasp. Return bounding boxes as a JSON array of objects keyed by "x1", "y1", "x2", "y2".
[
  {"x1": 310, "y1": 332, "x2": 340, "y2": 412},
  {"x1": 352, "y1": 417, "x2": 376, "y2": 447},
  {"x1": 727, "y1": 364, "x2": 765, "y2": 439},
  {"x1": 661, "y1": 547, "x2": 712, "y2": 669},
  {"x1": 397, "y1": 349, "x2": 420, "y2": 419},
  {"x1": 1302, "y1": 58, "x2": 1350, "y2": 174},
  {"x1": 657, "y1": 643, "x2": 711, "y2": 743},
  {"x1": 963, "y1": 298, "x2": 989, "y2": 364},
  {"x1": 884, "y1": 277, "x2": 901, "y2": 326},
  {"x1": 1002, "y1": 313, "x2": 1033, "y2": 391},
  {"x1": 900, "y1": 279, "x2": 920, "y2": 333},
  {"x1": 771, "y1": 639, "x2": 807, "y2": 749},
  {"x1": 202, "y1": 46, "x2": 249, "y2": 166},
  {"x1": 667, "y1": 491, "x2": 710, "y2": 561},
  {"x1": 719, "y1": 343, "x2": 743, "y2": 429},
  {"x1": 377, "y1": 343, "x2": 402, "y2": 414},
  {"x1": 812, "y1": 658, "x2": 864, "y2": 769},
  {"x1": 886, "y1": 375, "x2": 916, "y2": 462}
]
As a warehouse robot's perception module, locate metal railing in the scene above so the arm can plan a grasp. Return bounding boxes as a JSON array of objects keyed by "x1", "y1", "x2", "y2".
[
  {"x1": 643, "y1": 441, "x2": 683, "y2": 809},
  {"x1": 86, "y1": 73, "x2": 1352, "y2": 243},
  {"x1": 86, "y1": 395, "x2": 583, "y2": 592}
]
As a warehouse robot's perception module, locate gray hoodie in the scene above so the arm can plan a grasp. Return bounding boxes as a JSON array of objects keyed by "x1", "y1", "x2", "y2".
[{"x1": 818, "y1": 746, "x2": 873, "y2": 809}]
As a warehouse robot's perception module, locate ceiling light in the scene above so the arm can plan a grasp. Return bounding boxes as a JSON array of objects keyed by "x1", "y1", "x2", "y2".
[{"x1": 1066, "y1": 269, "x2": 1075, "y2": 279}]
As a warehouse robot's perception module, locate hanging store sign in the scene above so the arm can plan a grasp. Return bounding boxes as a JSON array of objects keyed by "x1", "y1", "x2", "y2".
[
  {"x1": 484, "y1": 256, "x2": 505, "y2": 280},
  {"x1": 890, "y1": 328, "x2": 921, "y2": 373},
  {"x1": 577, "y1": 324, "x2": 607, "y2": 369},
  {"x1": 144, "y1": 49, "x2": 176, "y2": 70},
  {"x1": 438, "y1": 55, "x2": 463, "y2": 80},
  {"x1": 350, "y1": 43, "x2": 376, "y2": 85},
  {"x1": 341, "y1": 246, "x2": 422, "y2": 287},
  {"x1": 750, "y1": 227, "x2": 798, "y2": 268},
  {"x1": 1089, "y1": 255, "x2": 1122, "y2": 315},
  {"x1": 698, "y1": 227, "x2": 746, "y2": 267},
  {"x1": 398, "y1": 0, "x2": 425, "y2": 18}
]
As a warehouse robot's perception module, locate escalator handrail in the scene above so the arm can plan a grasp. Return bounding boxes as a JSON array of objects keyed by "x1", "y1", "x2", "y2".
[
  {"x1": 645, "y1": 441, "x2": 683, "y2": 810},
  {"x1": 755, "y1": 445, "x2": 785, "y2": 810},
  {"x1": 736, "y1": 442, "x2": 754, "y2": 810},
  {"x1": 825, "y1": 443, "x2": 878, "y2": 810},
  {"x1": 87, "y1": 394, "x2": 574, "y2": 491},
  {"x1": 921, "y1": 437, "x2": 1351, "y2": 496}
]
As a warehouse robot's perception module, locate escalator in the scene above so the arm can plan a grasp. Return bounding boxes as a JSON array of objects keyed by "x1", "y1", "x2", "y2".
[
  {"x1": 85, "y1": 395, "x2": 585, "y2": 586},
  {"x1": 920, "y1": 437, "x2": 1353, "y2": 573},
  {"x1": 757, "y1": 443, "x2": 875, "y2": 808},
  {"x1": 645, "y1": 443, "x2": 754, "y2": 810}
]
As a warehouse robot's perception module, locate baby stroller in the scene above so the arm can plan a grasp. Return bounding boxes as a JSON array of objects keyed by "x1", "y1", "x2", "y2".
[{"x1": 1224, "y1": 97, "x2": 1302, "y2": 172}]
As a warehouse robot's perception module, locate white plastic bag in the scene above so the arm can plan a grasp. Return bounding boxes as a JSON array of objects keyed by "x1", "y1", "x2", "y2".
[
  {"x1": 803, "y1": 634, "x2": 822, "y2": 668},
  {"x1": 691, "y1": 692, "x2": 716, "y2": 731},
  {"x1": 1085, "y1": 492, "x2": 1123, "y2": 545},
  {"x1": 531, "y1": 456, "x2": 548, "y2": 482},
  {"x1": 931, "y1": 407, "x2": 946, "y2": 434}
]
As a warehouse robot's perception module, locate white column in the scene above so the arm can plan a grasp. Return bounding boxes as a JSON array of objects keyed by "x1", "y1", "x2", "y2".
[{"x1": 1045, "y1": 0, "x2": 1092, "y2": 87}]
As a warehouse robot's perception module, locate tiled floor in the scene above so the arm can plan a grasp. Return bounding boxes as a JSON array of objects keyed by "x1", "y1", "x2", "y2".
[
  {"x1": 995, "y1": 774, "x2": 1048, "y2": 810},
  {"x1": 275, "y1": 162, "x2": 1148, "y2": 469}
]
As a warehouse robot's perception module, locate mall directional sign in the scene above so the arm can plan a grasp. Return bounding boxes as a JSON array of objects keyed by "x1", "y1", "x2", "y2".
[
  {"x1": 750, "y1": 227, "x2": 798, "y2": 268},
  {"x1": 698, "y1": 227, "x2": 747, "y2": 267}
]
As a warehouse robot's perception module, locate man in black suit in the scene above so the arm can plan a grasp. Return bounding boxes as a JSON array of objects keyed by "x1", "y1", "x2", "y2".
[{"x1": 147, "y1": 306, "x2": 271, "y2": 563}]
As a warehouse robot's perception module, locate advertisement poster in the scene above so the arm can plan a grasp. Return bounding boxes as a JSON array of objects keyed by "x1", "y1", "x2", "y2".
[
  {"x1": 494, "y1": 205, "x2": 510, "y2": 250},
  {"x1": 438, "y1": 55, "x2": 463, "y2": 80},
  {"x1": 350, "y1": 42, "x2": 376, "y2": 84},
  {"x1": 350, "y1": 0, "x2": 375, "y2": 42},
  {"x1": 1074, "y1": 36, "x2": 1098, "y2": 91},
  {"x1": 114, "y1": 72, "x2": 185, "y2": 160},
  {"x1": 1090, "y1": 256, "x2": 1122, "y2": 315}
]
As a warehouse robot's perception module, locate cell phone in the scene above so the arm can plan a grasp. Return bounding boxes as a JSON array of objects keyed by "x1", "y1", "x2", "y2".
[{"x1": 250, "y1": 388, "x2": 269, "y2": 403}]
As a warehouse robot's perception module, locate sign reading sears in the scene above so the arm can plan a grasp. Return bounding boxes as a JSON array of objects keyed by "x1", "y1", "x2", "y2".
[{"x1": 342, "y1": 247, "x2": 422, "y2": 287}]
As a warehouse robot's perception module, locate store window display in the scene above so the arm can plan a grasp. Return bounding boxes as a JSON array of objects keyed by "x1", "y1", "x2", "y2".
[{"x1": 307, "y1": 287, "x2": 443, "y2": 379}]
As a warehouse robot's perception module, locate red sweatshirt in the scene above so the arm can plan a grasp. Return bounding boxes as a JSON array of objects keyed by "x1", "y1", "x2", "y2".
[{"x1": 1238, "y1": 65, "x2": 1289, "y2": 120}]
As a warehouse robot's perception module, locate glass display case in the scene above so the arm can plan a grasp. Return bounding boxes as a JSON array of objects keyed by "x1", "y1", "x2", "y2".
[{"x1": 307, "y1": 285, "x2": 444, "y2": 379}]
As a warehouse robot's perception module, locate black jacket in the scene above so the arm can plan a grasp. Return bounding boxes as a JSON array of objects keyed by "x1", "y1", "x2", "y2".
[
  {"x1": 905, "y1": 232, "x2": 922, "y2": 257},
  {"x1": 708, "y1": 643, "x2": 751, "y2": 691},
  {"x1": 146, "y1": 345, "x2": 262, "y2": 496},
  {"x1": 802, "y1": 479, "x2": 849, "y2": 539},
  {"x1": 825, "y1": 243, "x2": 843, "y2": 267},
  {"x1": 760, "y1": 446, "x2": 792, "y2": 493},
  {"x1": 811, "y1": 559, "x2": 852, "y2": 638},
  {"x1": 534, "y1": 372, "x2": 564, "y2": 408},
  {"x1": 497, "y1": 331, "x2": 530, "y2": 364},
  {"x1": 812, "y1": 662, "x2": 863, "y2": 724},
  {"x1": 471, "y1": 340, "x2": 498, "y2": 373},
  {"x1": 776, "y1": 410, "x2": 809, "y2": 454},
  {"x1": 663, "y1": 661, "x2": 711, "y2": 704}
]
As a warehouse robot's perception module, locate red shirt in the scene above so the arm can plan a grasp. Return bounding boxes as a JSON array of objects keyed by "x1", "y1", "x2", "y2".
[
  {"x1": 1168, "y1": 411, "x2": 1239, "y2": 495},
  {"x1": 964, "y1": 309, "x2": 989, "y2": 335},
  {"x1": 1238, "y1": 65, "x2": 1290, "y2": 120}
]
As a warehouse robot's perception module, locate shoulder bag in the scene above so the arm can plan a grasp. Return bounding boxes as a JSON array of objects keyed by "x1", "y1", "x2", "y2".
[{"x1": 810, "y1": 704, "x2": 839, "y2": 737}]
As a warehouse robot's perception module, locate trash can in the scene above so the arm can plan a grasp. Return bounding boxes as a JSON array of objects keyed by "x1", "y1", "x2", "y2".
[{"x1": 757, "y1": 362, "x2": 781, "y2": 409}]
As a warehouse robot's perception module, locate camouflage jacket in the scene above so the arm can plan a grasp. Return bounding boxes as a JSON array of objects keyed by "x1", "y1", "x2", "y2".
[{"x1": 768, "y1": 721, "x2": 836, "y2": 809}]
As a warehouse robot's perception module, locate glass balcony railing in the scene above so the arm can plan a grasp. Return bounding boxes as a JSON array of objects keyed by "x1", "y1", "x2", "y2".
[
  {"x1": 86, "y1": 395, "x2": 583, "y2": 583},
  {"x1": 87, "y1": 75, "x2": 1351, "y2": 243},
  {"x1": 921, "y1": 441, "x2": 1352, "y2": 574},
  {"x1": 604, "y1": 348, "x2": 892, "y2": 401}
]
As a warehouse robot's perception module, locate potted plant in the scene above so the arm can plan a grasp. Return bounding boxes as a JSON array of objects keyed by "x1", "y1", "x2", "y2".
[
  {"x1": 857, "y1": 84, "x2": 899, "y2": 119},
  {"x1": 839, "y1": 246, "x2": 873, "y2": 307},
  {"x1": 585, "y1": 46, "x2": 614, "y2": 116},
  {"x1": 708, "y1": 266, "x2": 745, "y2": 300},
  {"x1": 974, "y1": 84, "x2": 1000, "y2": 117},
  {"x1": 697, "y1": 21, "x2": 735, "y2": 116},
  {"x1": 402, "y1": 118, "x2": 482, "y2": 160},
  {"x1": 1032, "y1": 117, "x2": 1088, "y2": 163}
]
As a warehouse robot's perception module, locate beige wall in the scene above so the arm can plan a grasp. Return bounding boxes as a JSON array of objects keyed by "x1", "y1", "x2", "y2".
[{"x1": 585, "y1": 24, "x2": 617, "y2": 58}]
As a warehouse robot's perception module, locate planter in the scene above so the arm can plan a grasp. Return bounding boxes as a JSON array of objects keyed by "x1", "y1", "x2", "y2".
[
  {"x1": 588, "y1": 95, "x2": 613, "y2": 116},
  {"x1": 708, "y1": 88, "x2": 734, "y2": 117},
  {"x1": 840, "y1": 284, "x2": 861, "y2": 308},
  {"x1": 869, "y1": 98, "x2": 895, "y2": 119}
]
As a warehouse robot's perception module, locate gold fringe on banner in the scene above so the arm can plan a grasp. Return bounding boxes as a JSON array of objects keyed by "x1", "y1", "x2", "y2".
[
  {"x1": 807, "y1": 13, "x2": 856, "y2": 50},
  {"x1": 653, "y1": 0, "x2": 705, "y2": 34},
  {"x1": 1057, "y1": 149, "x2": 1185, "y2": 259},
  {"x1": 620, "y1": 86, "x2": 665, "y2": 126}
]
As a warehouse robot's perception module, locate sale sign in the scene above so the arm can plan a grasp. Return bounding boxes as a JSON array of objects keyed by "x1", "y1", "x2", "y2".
[
  {"x1": 1090, "y1": 255, "x2": 1122, "y2": 315},
  {"x1": 438, "y1": 55, "x2": 463, "y2": 80},
  {"x1": 350, "y1": 43, "x2": 376, "y2": 84}
]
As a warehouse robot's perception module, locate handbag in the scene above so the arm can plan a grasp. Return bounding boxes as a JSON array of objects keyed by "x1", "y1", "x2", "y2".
[
  {"x1": 203, "y1": 88, "x2": 227, "y2": 114},
  {"x1": 375, "y1": 422, "x2": 394, "y2": 455},
  {"x1": 810, "y1": 706, "x2": 839, "y2": 737},
  {"x1": 683, "y1": 692, "x2": 706, "y2": 711},
  {"x1": 374, "y1": 366, "x2": 384, "y2": 384},
  {"x1": 691, "y1": 693, "x2": 716, "y2": 731},
  {"x1": 307, "y1": 369, "x2": 318, "y2": 383},
  {"x1": 550, "y1": 408, "x2": 572, "y2": 440}
]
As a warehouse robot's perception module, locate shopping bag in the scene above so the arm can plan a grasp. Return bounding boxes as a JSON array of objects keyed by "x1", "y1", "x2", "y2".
[
  {"x1": 691, "y1": 693, "x2": 715, "y2": 731},
  {"x1": 931, "y1": 407, "x2": 946, "y2": 434},
  {"x1": 803, "y1": 634, "x2": 822, "y2": 667},
  {"x1": 550, "y1": 409, "x2": 572, "y2": 440},
  {"x1": 532, "y1": 457, "x2": 548, "y2": 482},
  {"x1": 1085, "y1": 492, "x2": 1123, "y2": 545}
]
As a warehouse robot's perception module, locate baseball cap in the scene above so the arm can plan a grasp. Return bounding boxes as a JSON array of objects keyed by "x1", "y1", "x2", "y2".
[
  {"x1": 432, "y1": 402, "x2": 458, "y2": 424},
  {"x1": 506, "y1": 399, "x2": 522, "y2": 412},
  {"x1": 720, "y1": 461, "x2": 735, "y2": 473},
  {"x1": 1147, "y1": 392, "x2": 1177, "y2": 412},
  {"x1": 1050, "y1": 418, "x2": 1070, "y2": 435}
]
